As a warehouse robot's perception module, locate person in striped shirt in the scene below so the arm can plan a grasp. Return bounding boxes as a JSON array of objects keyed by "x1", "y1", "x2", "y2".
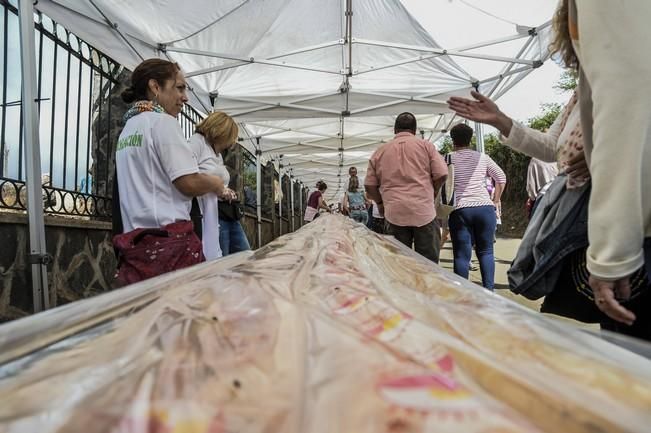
[{"x1": 447, "y1": 123, "x2": 506, "y2": 290}]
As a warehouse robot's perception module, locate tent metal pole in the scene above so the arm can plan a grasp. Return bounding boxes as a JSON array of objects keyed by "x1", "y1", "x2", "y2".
[
  {"x1": 492, "y1": 68, "x2": 535, "y2": 101},
  {"x1": 480, "y1": 64, "x2": 533, "y2": 89},
  {"x1": 266, "y1": 40, "x2": 344, "y2": 60},
  {"x1": 298, "y1": 182, "x2": 303, "y2": 228},
  {"x1": 255, "y1": 138, "x2": 262, "y2": 248},
  {"x1": 474, "y1": 122, "x2": 485, "y2": 154},
  {"x1": 486, "y1": 37, "x2": 535, "y2": 97},
  {"x1": 353, "y1": 39, "x2": 536, "y2": 65},
  {"x1": 230, "y1": 100, "x2": 342, "y2": 118},
  {"x1": 247, "y1": 118, "x2": 337, "y2": 135},
  {"x1": 290, "y1": 170, "x2": 295, "y2": 232},
  {"x1": 452, "y1": 32, "x2": 529, "y2": 52},
  {"x1": 345, "y1": 0, "x2": 353, "y2": 76},
  {"x1": 278, "y1": 157, "x2": 283, "y2": 235},
  {"x1": 18, "y1": 0, "x2": 50, "y2": 312},
  {"x1": 174, "y1": 47, "x2": 343, "y2": 77}
]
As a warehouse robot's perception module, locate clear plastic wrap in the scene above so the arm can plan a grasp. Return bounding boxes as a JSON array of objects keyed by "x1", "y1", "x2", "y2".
[{"x1": 0, "y1": 215, "x2": 650, "y2": 433}]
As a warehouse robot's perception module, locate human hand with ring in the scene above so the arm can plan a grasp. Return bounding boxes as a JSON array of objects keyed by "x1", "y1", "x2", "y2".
[
  {"x1": 589, "y1": 275, "x2": 636, "y2": 326},
  {"x1": 220, "y1": 187, "x2": 237, "y2": 202}
]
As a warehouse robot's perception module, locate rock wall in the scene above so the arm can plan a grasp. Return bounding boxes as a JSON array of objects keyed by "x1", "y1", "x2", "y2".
[{"x1": 0, "y1": 214, "x2": 116, "y2": 322}]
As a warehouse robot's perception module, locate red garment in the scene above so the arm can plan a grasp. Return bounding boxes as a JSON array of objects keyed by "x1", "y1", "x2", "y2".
[
  {"x1": 307, "y1": 190, "x2": 322, "y2": 208},
  {"x1": 113, "y1": 220, "x2": 204, "y2": 287}
]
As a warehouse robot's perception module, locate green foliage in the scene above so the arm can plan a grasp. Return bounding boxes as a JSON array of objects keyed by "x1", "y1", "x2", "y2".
[
  {"x1": 438, "y1": 136, "x2": 453, "y2": 155},
  {"x1": 526, "y1": 103, "x2": 562, "y2": 132},
  {"x1": 437, "y1": 134, "x2": 476, "y2": 155},
  {"x1": 553, "y1": 69, "x2": 578, "y2": 93},
  {"x1": 484, "y1": 133, "x2": 529, "y2": 203}
]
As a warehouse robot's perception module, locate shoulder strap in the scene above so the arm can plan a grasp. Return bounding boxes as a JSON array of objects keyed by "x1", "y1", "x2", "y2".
[
  {"x1": 112, "y1": 167, "x2": 123, "y2": 238},
  {"x1": 190, "y1": 197, "x2": 203, "y2": 240}
]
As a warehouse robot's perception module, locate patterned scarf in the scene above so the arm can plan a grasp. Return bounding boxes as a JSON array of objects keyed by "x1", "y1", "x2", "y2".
[
  {"x1": 557, "y1": 91, "x2": 588, "y2": 189},
  {"x1": 123, "y1": 100, "x2": 165, "y2": 122}
]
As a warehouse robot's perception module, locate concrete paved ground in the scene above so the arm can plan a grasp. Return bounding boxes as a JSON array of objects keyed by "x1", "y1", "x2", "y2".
[{"x1": 438, "y1": 237, "x2": 597, "y2": 329}]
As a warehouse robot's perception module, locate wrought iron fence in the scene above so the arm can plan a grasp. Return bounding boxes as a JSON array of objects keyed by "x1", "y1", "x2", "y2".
[
  {"x1": 1, "y1": 0, "x2": 122, "y2": 219},
  {"x1": 179, "y1": 104, "x2": 203, "y2": 139},
  {"x1": 241, "y1": 147, "x2": 257, "y2": 214},
  {"x1": 281, "y1": 174, "x2": 290, "y2": 217},
  {"x1": 261, "y1": 161, "x2": 273, "y2": 219},
  {"x1": 0, "y1": 1, "x2": 204, "y2": 220}
]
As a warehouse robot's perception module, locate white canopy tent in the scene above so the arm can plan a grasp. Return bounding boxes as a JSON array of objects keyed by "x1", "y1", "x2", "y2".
[
  {"x1": 35, "y1": 0, "x2": 552, "y2": 199},
  {"x1": 19, "y1": 0, "x2": 555, "y2": 309}
]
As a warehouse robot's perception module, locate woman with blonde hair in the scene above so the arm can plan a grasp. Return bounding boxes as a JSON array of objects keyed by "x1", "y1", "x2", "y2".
[
  {"x1": 447, "y1": 0, "x2": 651, "y2": 340},
  {"x1": 188, "y1": 111, "x2": 248, "y2": 259},
  {"x1": 343, "y1": 175, "x2": 368, "y2": 225}
]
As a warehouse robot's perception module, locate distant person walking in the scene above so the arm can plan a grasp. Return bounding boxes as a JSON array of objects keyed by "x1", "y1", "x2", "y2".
[
  {"x1": 445, "y1": 123, "x2": 506, "y2": 290},
  {"x1": 365, "y1": 112, "x2": 448, "y2": 262}
]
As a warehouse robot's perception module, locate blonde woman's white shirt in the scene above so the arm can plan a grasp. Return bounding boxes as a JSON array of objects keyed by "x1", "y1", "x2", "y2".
[
  {"x1": 116, "y1": 112, "x2": 198, "y2": 233},
  {"x1": 187, "y1": 133, "x2": 229, "y2": 260}
]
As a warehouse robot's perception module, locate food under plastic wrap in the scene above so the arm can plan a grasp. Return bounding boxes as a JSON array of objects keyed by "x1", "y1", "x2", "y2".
[{"x1": 1, "y1": 215, "x2": 650, "y2": 433}]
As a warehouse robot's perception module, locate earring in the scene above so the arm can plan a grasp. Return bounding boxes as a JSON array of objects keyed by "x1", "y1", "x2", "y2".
[{"x1": 153, "y1": 93, "x2": 159, "y2": 105}]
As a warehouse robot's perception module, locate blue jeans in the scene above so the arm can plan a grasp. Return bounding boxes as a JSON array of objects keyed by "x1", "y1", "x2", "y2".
[
  {"x1": 350, "y1": 210, "x2": 368, "y2": 225},
  {"x1": 449, "y1": 205, "x2": 497, "y2": 290},
  {"x1": 218, "y1": 218, "x2": 251, "y2": 256}
]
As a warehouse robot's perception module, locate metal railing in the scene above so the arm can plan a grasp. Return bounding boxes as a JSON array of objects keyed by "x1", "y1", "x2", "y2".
[
  {"x1": 241, "y1": 147, "x2": 257, "y2": 214},
  {"x1": 1, "y1": 0, "x2": 122, "y2": 220},
  {"x1": 179, "y1": 104, "x2": 203, "y2": 139},
  {"x1": 0, "y1": 1, "x2": 205, "y2": 220}
]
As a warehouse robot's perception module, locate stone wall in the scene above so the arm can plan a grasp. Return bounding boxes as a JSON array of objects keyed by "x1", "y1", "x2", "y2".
[
  {"x1": 240, "y1": 214, "x2": 275, "y2": 250},
  {"x1": 0, "y1": 209, "x2": 294, "y2": 323},
  {"x1": 0, "y1": 214, "x2": 116, "y2": 322}
]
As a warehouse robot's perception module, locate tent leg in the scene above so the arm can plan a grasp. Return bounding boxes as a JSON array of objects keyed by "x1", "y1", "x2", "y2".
[
  {"x1": 278, "y1": 158, "x2": 283, "y2": 236},
  {"x1": 290, "y1": 171, "x2": 295, "y2": 232},
  {"x1": 475, "y1": 122, "x2": 485, "y2": 154},
  {"x1": 19, "y1": 0, "x2": 50, "y2": 312},
  {"x1": 255, "y1": 144, "x2": 262, "y2": 248},
  {"x1": 298, "y1": 183, "x2": 303, "y2": 228}
]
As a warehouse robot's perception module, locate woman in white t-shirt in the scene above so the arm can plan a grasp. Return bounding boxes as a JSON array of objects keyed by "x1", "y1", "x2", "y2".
[
  {"x1": 187, "y1": 112, "x2": 241, "y2": 260},
  {"x1": 114, "y1": 59, "x2": 226, "y2": 285}
]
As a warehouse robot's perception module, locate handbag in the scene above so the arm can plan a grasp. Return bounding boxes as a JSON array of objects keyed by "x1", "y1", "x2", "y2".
[
  {"x1": 436, "y1": 153, "x2": 455, "y2": 220},
  {"x1": 304, "y1": 206, "x2": 318, "y2": 222},
  {"x1": 113, "y1": 220, "x2": 204, "y2": 287},
  {"x1": 218, "y1": 200, "x2": 243, "y2": 221}
]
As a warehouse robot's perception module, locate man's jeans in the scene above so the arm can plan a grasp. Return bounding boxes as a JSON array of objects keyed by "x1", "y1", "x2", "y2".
[
  {"x1": 386, "y1": 219, "x2": 440, "y2": 263},
  {"x1": 218, "y1": 218, "x2": 251, "y2": 256}
]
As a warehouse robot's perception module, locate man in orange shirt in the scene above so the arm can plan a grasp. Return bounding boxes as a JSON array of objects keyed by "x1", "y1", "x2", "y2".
[{"x1": 365, "y1": 112, "x2": 448, "y2": 262}]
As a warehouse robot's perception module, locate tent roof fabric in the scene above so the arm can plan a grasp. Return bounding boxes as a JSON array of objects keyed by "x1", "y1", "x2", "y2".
[{"x1": 37, "y1": 0, "x2": 552, "y2": 200}]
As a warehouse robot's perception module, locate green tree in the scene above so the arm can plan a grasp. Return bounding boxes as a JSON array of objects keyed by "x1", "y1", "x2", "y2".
[
  {"x1": 527, "y1": 103, "x2": 562, "y2": 132},
  {"x1": 438, "y1": 136, "x2": 453, "y2": 155},
  {"x1": 553, "y1": 69, "x2": 578, "y2": 93},
  {"x1": 437, "y1": 133, "x2": 476, "y2": 155}
]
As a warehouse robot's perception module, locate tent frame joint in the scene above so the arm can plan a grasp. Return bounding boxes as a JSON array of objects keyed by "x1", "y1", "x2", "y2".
[{"x1": 27, "y1": 253, "x2": 53, "y2": 265}]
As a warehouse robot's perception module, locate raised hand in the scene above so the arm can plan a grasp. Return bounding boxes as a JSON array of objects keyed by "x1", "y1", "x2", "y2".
[{"x1": 447, "y1": 91, "x2": 513, "y2": 136}]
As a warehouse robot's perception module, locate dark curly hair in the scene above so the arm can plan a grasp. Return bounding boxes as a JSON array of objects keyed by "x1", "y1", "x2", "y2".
[
  {"x1": 121, "y1": 59, "x2": 181, "y2": 103},
  {"x1": 450, "y1": 123, "x2": 473, "y2": 146}
]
